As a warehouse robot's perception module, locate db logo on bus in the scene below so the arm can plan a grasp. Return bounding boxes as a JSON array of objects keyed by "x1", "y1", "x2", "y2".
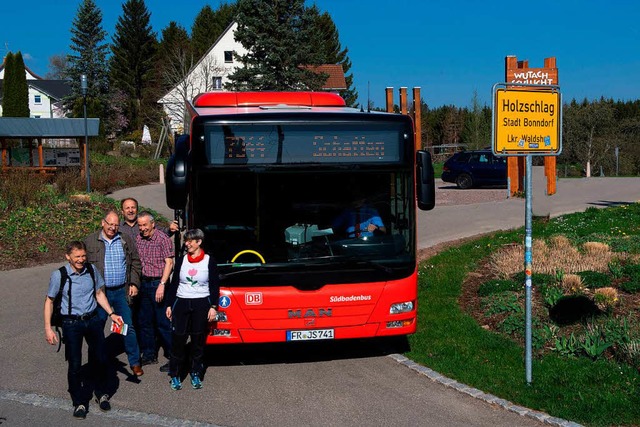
[{"x1": 245, "y1": 292, "x2": 263, "y2": 305}]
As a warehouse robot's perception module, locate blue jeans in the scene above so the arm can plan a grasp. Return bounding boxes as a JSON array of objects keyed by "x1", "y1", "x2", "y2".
[
  {"x1": 98, "y1": 286, "x2": 141, "y2": 367},
  {"x1": 62, "y1": 311, "x2": 109, "y2": 406},
  {"x1": 138, "y1": 279, "x2": 172, "y2": 360}
]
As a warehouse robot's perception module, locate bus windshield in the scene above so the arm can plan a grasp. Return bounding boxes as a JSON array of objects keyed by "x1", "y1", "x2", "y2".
[{"x1": 190, "y1": 120, "x2": 416, "y2": 284}]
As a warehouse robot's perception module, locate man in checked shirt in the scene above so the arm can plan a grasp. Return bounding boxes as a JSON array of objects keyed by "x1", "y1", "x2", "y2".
[{"x1": 136, "y1": 211, "x2": 174, "y2": 372}]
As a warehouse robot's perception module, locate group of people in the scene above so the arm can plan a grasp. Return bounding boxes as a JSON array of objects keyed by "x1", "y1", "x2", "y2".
[{"x1": 43, "y1": 197, "x2": 220, "y2": 419}]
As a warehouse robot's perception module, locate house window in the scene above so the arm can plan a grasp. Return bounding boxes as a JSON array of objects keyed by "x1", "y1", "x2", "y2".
[
  {"x1": 224, "y1": 51, "x2": 233, "y2": 63},
  {"x1": 213, "y1": 77, "x2": 223, "y2": 90},
  {"x1": 34, "y1": 95, "x2": 42, "y2": 104}
]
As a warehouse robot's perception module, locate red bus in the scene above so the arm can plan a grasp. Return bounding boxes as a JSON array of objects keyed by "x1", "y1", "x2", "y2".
[{"x1": 166, "y1": 91, "x2": 435, "y2": 344}]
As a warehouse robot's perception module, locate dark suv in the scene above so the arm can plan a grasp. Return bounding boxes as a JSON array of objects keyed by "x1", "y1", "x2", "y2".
[{"x1": 441, "y1": 150, "x2": 507, "y2": 189}]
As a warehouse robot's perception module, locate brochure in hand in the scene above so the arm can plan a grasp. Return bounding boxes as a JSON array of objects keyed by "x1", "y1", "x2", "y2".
[{"x1": 110, "y1": 320, "x2": 128, "y2": 336}]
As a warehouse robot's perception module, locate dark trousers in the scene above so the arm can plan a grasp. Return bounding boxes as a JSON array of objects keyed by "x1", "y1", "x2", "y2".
[
  {"x1": 62, "y1": 312, "x2": 110, "y2": 406},
  {"x1": 138, "y1": 279, "x2": 172, "y2": 360},
  {"x1": 169, "y1": 297, "x2": 209, "y2": 378},
  {"x1": 97, "y1": 286, "x2": 141, "y2": 367}
]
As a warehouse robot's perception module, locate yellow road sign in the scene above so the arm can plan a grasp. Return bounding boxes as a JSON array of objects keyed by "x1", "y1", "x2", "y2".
[{"x1": 492, "y1": 84, "x2": 561, "y2": 155}]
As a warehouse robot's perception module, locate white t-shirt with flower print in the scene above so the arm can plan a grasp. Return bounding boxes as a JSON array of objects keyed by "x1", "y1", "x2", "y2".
[{"x1": 176, "y1": 254, "x2": 210, "y2": 299}]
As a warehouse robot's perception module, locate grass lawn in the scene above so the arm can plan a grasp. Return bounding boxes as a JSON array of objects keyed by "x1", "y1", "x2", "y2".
[{"x1": 410, "y1": 205, "x2": 640, "y2": 426}]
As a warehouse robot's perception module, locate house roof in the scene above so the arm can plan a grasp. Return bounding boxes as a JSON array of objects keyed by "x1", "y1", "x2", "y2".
[
  {"x1": 0, "y1": 58, "x2": 43, "y2": 80},
  {"x1": 159, "y1": 21, "x2": 239, "y2": 102},
  {"x1": 0, "y1": 118, "x2": 100, "y2": 138},
  {"x1": 28, "y1": 80, "x2": 71, "y2": 100},
  {"x1": 303, "y1": 64, "x2": 347, "y2": 90}
]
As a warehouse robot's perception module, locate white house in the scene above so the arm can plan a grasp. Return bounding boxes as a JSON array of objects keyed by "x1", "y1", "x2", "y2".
[
  {"x1": 158, "y1": 21, "x2": 347, "y2": 135},
  {"x1": 158, "y1": 21, "x2": 247, "y2": 134},
  {"x1": 0, "y1": 62, "x2": 70, "y2": 118}
]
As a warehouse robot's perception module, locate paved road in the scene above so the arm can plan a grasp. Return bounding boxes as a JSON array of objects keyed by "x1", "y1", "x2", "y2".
[
  {"x1": 5, "y1": 170, "x2": 639, "y2": 426},
  {"x1": 420, "y1": 167, "x2": 640, "y2": 249}
]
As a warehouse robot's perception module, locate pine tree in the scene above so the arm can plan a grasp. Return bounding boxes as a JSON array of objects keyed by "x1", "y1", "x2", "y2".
[
  {"x1": 158, "y1": 22, "x2": 192, "y2": 93},
  {"x1": 309, "y1": 7, "x2": 358, "y2": 107},
  {"x1": 191, "y1": 3, "x2": 236, "y2": 60},
  {"x1": 2, "y1": 51, "x2": 30, "y2": 117},
  {"x1": 227, "y1": 0, "x2": 326, "y2": 91},
  {"x1": 109, "y1": 0, "x2": 158, "y2": 133},
  {"x1": 66, "y1": 0, "x2": 110, "y2": 121}
]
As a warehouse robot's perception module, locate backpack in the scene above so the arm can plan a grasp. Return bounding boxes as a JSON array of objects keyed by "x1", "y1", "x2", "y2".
[{"x1": 51, "y1": 264, "x2": 96, "y2": 352}]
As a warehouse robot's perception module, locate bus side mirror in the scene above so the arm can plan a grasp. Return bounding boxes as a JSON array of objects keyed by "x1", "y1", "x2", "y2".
[
  {"x1": 166, "y1": 134, "x2": 190, "y2": 210},
  {"x1": 416, "y1": 150, "x2": 435, "y2": 211}
]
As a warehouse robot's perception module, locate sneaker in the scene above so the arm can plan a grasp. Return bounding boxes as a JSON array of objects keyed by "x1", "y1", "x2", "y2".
[
  {"x1": 95, "y1": 394, "x2": 111, "y2": 412},
  {"x1": 190, "y1": 373, "x2": 203, "y2": 389},
  {"x1": 159, "y1": 362, "x2": 170, "y2": 373},
  {"x1": 73, "y1": 404, "x2": 87, "y2": 419},
  {"x1": 169, "y1": 376, "x2": 182, "y2": 390}
]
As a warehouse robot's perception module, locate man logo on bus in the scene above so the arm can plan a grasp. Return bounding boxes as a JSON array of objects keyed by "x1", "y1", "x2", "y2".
[
  {"x1": 288, "y1": 308, "x2": 332, "y2": 318},
  {"x1": 245, "y1": 292, "x2": 262, "y2": 305}
]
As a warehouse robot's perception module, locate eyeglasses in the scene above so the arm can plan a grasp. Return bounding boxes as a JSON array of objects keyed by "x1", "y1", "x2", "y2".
[{"x1": 103, "y1": 221, "x2": 119, "y2": 228}]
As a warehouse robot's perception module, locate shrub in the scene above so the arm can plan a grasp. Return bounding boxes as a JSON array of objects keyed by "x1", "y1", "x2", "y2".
[
  {"x1": 0, "y1": 170, "x2": 57, "y2": 211},
  {"x1": 622, "y1": 263, "x2": 640, "y2": 281},
  {"x1": 577, "y1": 270, "x2": 611, "y2": 289},
  {"x1": 561, "y1": 274, "x2": 587, "y2": 296},
  {"x1": 540, "y1": 283, "x2": 564, "y2": 307},
  {"x1": 592, "y1": 287, "x2": 619, "y2": 313},
  {"x1": 620, "y1": 280, "x2": 640, "y2": 293},
  {"x1": 481, "y1": 292, "x2": 522, "y2": 316}
]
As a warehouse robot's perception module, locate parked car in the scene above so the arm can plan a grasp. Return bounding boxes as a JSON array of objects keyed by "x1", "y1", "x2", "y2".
[{"x1": 441, "y1": 150, "x2": 507, "y2": 189}]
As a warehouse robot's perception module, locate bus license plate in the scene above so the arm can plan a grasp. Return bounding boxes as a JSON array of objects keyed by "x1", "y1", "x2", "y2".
[{"x1": 287, "y1": 329, "x2": 334, "y2": 341}]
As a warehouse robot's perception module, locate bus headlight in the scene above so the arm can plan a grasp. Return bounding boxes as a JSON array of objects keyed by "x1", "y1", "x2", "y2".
[
  {"x1": 215, "y1": 311, "x2": 228, "y2": 322},
  {"x1": 389, "y1": 301, "x2": 414, "y2": 314}
]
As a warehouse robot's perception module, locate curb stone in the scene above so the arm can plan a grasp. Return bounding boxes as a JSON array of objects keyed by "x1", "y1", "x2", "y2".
[{"x1": 388, "y1": 354, "x2": 584, "y2": 427}]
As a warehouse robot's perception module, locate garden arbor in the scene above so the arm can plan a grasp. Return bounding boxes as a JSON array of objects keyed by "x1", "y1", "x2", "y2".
[{"x1": 0, "y1": 117, "x2": 99, "y2": 174}]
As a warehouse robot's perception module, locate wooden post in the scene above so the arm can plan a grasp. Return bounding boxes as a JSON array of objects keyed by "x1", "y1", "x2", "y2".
[
  {"x1": 508, "y1": 157, "x2": 519, "y2": 195},
  {"x1": 37, "y1": 138, "x2": 45, "y2": 173},
  {"x1": 544, "y1": 56, "x2": 558, "y2": 195},
  {"x1": 1, "y1": 139, "x2": 7, "y2": 169},
  {"x1": 385, "y1": 87, "x2": 394, "y2": 113},
  {"x1": 79, "y1": 137, "x2": 86, "y2": 176},
  {"x1": 413, "y1": 87, "x2": 422, "y2": 150},
  {"x1": 399, "y1": 87, "x2": 407, "y2": 115}
]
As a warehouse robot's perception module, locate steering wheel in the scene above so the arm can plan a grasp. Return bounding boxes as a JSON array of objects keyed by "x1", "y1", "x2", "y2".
[{"x1": 231, "y1": 250, "x2": 265, "y2": 264}]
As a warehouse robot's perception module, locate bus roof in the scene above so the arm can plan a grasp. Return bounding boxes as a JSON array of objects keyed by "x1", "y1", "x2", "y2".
[{"x1": 192, "y1": 91, "x2": 346, "y2": 108}]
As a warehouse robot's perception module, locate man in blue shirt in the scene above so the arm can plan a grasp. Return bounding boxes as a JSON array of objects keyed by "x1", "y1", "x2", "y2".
[
  {"x1": 85, "y1": 210, "x2": 143, "y2": 377},
  {"x1": 332, "y1": 197, "x2": 386, "y2": 239},
  {"x1": 44, "y1": 241, "x2": 124, "y2": 419}
]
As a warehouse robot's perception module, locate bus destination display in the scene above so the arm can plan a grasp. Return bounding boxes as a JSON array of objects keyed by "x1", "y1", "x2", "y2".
[{"x1": 206, "y1": 124, "x2": 402, "y2": 164}]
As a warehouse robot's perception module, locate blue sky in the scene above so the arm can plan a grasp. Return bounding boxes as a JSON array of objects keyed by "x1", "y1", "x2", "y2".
[{"x1": 2, "y1": 0, "x2": 639, "y2": 109}]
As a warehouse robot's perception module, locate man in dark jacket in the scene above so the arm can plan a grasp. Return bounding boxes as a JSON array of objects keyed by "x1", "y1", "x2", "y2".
[{"x1": 85, "y1": 209, "x2": 144, "y2": 376}]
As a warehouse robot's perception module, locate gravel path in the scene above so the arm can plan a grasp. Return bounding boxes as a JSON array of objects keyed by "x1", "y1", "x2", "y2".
[{"x1": 435, "y1": 179, "x2": 510, "y2": 206}]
